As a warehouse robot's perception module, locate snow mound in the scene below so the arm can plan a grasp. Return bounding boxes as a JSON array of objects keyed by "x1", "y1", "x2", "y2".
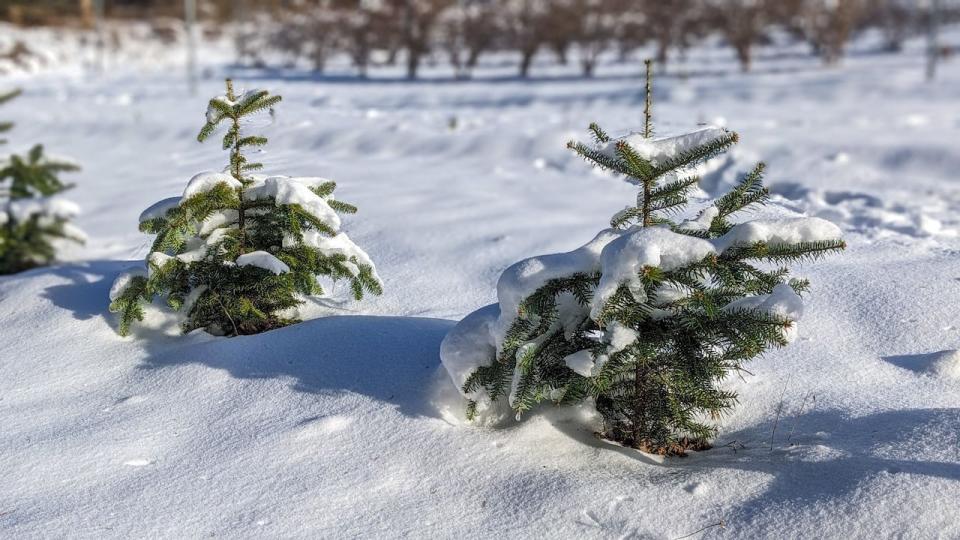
[
  {"x1": 437, "y1": 303, "x2": 514, "y2": 421},
  {"x1": 928, "y1": 351, "x2": 960, "y2": 379},
  {"x1": 236, "y1": 251, "x2": 290, "y2": 275}
]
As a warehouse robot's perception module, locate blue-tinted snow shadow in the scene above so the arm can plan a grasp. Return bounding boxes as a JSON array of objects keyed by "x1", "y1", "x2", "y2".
[
  {"x1": 555, "y1": 407, "x2": 960, "y2": 532},
  {"x1": 137, "y1": 314, "x2": 455, "y2": 419},
  {"x1": 39, "y1": 260, "x2": 135, "y2": 323},
  {"x1": 36, "y1": 260, "x2": 455, "y2": 419},
  {"x1": 703, "y1": 408, "x2": 960, "y2": 532},
  {"x1": 883, "y1": 351, "x2": 955, "y2": 374}
]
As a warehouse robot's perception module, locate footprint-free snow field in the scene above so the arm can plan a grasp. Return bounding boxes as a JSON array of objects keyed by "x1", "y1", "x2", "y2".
[{"x1": 2, "y1": 27, "x2": 960, "y2": 539}]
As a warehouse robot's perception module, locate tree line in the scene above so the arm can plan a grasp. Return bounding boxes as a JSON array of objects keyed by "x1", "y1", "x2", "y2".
[
  {"x1": 227, "y1": 0, "x2": 955, "y2": 78},
  {"x1": 0, "y1": 0, "x2": 955, "y2": 78}
]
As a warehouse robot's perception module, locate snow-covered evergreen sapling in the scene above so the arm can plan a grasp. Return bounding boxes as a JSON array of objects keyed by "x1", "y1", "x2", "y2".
[
  {"x1": 440, "y1": 65, "x2": 845, "y2": 455},
  {"x1": 110, "y1": 80, "x2": 382, "y2": 336},
  {"x1": 0, "y1": 88, "x2": 84, "y2": 275}
]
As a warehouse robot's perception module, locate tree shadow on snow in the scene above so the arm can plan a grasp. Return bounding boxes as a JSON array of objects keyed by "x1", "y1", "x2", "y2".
[
  {"x1": 136, "y1": 314, "x2": 455, "y2": 420},
  {"x1": 36, "y1": 260, "x2": 456, "y2": 420},
  {"x1": 882, "y1": 351, "x2": 955, "y2": 374},
  {"x1": 39, "y1": 260, "x2": 139, "y2": 322},
  {"x1": 555, "y1": 407, "x2": 960, "y2": 530}
]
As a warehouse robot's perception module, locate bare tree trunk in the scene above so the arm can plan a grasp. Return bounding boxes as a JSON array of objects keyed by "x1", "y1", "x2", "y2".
[
  {"x1": 552, "y1": 43, "x2": 569, "y2": 65},
  {"x1": 466, "y1": 47, "x2": 482, "y2": 69},
  {"x1": 407, "y1": 49, "x2": 421, "y2": 79},
  {"x1": 80, "y1": 0, "x2": 95, "y2": 29},
  {"x1": 519, "y1": 48, "x2": 536, "y2": 77},
  {"x1": 582, "y1": 58, "x2": 595, "y2": 77},
  {"x1": 735, "y1": 41, "x2": 752, "y2": 72},
  {"x1": 926, "y1": 0, "x2": 941, "y2": 81},
  {"x1": 655, "y1": 39, "x2": 669, "y2": 66}
]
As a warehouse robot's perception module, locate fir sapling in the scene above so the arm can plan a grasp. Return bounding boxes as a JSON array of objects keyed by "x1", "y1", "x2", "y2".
[
  {"x1": 110, "y1": 80, "x2": 382, "y2": 337},
  {"x1": 0, "y1": 88, "x2": 85, "y2": 275},
  {"x1": 440, "y1": 61, "x2": 845, "y2": 455}
]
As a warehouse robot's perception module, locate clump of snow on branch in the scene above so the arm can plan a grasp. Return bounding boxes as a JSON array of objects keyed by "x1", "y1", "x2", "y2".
[
  {"x1": 236, "y1": 251, "x2": 290, "y2": 275},
  {"x1": 182, "y1": 172, "x2": 241, "y2": 199},
  {"x1": 245, "y1": 176, "x2": 341, "y2": 230},
  {"x1": 597, "y1": 127, "x2": 730, "y2": 166},
  {"x1": 109, "y1": 267, "x2": 148, "y2": 302}
]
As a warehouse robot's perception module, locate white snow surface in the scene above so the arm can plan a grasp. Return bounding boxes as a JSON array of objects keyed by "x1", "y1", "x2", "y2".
[
  {"x1": 235, "y1": 250, "x2": 290, "y2": 275},
  {"x1": 3, "y1": 26, "x2": 960, "y2": 539}
]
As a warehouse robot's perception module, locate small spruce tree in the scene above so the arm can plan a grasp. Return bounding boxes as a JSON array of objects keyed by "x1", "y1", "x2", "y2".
[
  {"x1": 450, "y1": 61, "x2": 845, "y2": 455},
  {"x1": 0, "y1": 89, "x2": 84, "y2": 275},
  {"x1": 110, "y1": 80, "x2": 382, "y2": 336}
]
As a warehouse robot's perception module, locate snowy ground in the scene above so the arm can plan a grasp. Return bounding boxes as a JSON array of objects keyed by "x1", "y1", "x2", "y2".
[{"x1": 2, "y1": 27, "x2": 960, "y2": 538}]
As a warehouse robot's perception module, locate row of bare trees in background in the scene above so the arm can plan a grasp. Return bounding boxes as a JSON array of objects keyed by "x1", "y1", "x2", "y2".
[
  {"x1": 228, "y1": 0, "x2": 953, "y2": 79},
  {"x1": 1, "y1": 0, "x2": 955, "y2": 78}
]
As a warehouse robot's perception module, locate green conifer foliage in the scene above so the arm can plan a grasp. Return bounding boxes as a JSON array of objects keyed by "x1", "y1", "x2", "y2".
[
  {"x1": 110, "y1": 80, "x2": 382, "y2": 337},
  {"x1": 458, "y1": 67, "x2": 845, "y2": 455},
  {"x1": 0, "y1": 89, "x2": 84, "y2": 275},
  {"x1": 0, "y1": 89, "x2": 19, "y2": 145}
]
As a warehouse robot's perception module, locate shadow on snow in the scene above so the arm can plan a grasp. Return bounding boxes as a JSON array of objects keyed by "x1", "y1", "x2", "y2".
[
  {"x1": 36, "y1": 260, "x2": 455, "y2": 420},
  {"x1": 553, "y1": 406, "x2": 960, "y2": 531}
]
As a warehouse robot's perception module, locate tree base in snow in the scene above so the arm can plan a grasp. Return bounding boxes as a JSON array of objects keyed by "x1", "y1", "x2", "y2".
[
  {"x1": 0, "y1": 258, "x2": 41, "y2": 275},
  {"x1": 189, "y1": 314, "x2": 299, "y2": 338},
  {"x1": 600, "y1": 431, "x2": 712, "y2": 457}
]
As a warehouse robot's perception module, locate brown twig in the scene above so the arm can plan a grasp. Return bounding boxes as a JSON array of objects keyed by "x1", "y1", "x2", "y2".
[
  {"x1": 787, "y1": 391, "x2": 815, "y2": 445},
  {"x1": 213, "y1": 291, "x2": 239, "y2": 336},
  {"x1": 673, "y1": 519, "x2": 726, "y2": 540},
  {"x1": 769, "y1": 383, "x2": 788, "y2": 451}
]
